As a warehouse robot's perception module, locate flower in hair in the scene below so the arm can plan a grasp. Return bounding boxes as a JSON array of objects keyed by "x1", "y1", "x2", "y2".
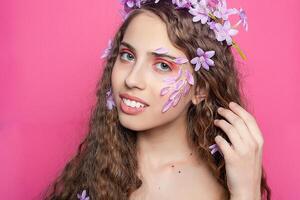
[
  {"x1": 188, "y1": 1, "x2": 210, "y2": 24},
  {"x1": 213, "y1": 20, "x2": 238, "y2": 45},
  {"x1": 173, "y1": 0, "x2": 196, "y2": 9},
  {"x1": 117, "y1": 0, "x2": 248, "y2": 60},
  {"x1": 101, "y1": 39, "x2": 112, "y2": 59},
  {"x1": 77, "y1": 190, "x2": 90, "y2": 200},
  {"x1": 236, "y1": 8, "x2": 248, "y2": 31},
  {"x1": 119, "y1": 0, "x2": 142, "y2": 8},
  {"x1": 207, "y1": 0, "x2": 220, "y2": 8},
  {"x1": 213, "y1": 0, "x2": 238, "y2": 21},
  {"x1": 209, "y1": 143, "x2": 223, "y2": 156},
  {"x1": 106, "y1": 88, "x2": 116, "y2": 110},
  {"x1": 190, "y1": 48, "x2": 215, "y2": 71}
]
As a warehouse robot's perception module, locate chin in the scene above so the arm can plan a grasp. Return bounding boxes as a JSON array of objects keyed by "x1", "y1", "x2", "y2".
[{"x1": 118, "y1": 117, "x2": 149, "y2": 131}]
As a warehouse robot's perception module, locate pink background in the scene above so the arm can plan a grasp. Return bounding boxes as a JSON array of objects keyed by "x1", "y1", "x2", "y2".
[{"x1": 1, "y1": 0, "x2": 299, "y2": 199}]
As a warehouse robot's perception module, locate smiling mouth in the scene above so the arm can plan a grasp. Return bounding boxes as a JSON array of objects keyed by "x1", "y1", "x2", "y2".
[{"x1": 120, "y1": 98, "x2": 148, "y2": 115}]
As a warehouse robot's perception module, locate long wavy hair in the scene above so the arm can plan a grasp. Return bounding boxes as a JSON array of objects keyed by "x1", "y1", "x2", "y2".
[{"x1": 42, "y1": 1, "x2": 271, "y2": 199}]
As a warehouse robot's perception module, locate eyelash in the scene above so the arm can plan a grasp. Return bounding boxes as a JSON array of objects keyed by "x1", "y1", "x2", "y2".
[{"x1": 119, "y1": 50, "x2": 174, "y2": 72}]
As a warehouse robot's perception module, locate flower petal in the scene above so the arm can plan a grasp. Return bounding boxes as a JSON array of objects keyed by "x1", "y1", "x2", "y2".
[
  {"x1": 209, "y1": 143, "x2": 217, "y2": 149},
  {"x1": 186, "y1": 70, "x2": 194, "y2": 85},
  {"x1": 182, "y1": 83, "x2": 191, "y2": 96},
  {"x1": 154, "y1": 47, "x2": 169, "y2": 54},
  {"x1": 223, "y1": 20, "x2": 231, "y2": 30},
  {"x1": 206, "y1": 58, "x2": 215, "y2": 66},
  {"x1": 127, "y1": 1, "x2": 134, "y2": 8},
  {"x1": 200, "y1": 16, "x2": 209, "y2": 24},
  {"x1": 205, "y1": 50, "x2": 215, "y2": 58},
  {"x1": 202, "y1": 61, "x2": 210, "y2": 71},
  {"x1": 197, "y1": 48, "x2": 204, "y2": 56},
  {"x1": 190, "y1": 57, "x2": 199, "y2": 64},
  {"x1": 175, "y1": 67, "x2": 183, "y2": 80},
  {"x1": 160, "y1": 87, "x2": 170, "y2": 96},
  {"x1": 195, "y1": 62, "x2": 201, "y2": 71},
  {"x1": 162, "y1": 99, "x2": 174, "y2": 113},
  {"x1": 229, "y1": 28, "x2": 238, "y2": 36},
  {"x1": 192, "y1": 15, "x2": 202, "y2": 22},
  {"x1": 173, "y1": 57, "x2": 189, "y2": 64},
  {"x1": 172, "y1": 92, "x2": 182, "y2": 106},
  {"x1": 169, "y1": 90, "x2": 180, "y2": 100},
  {"x1": 174, "y1": 79, "x2": 185, "y2": 91},
  {"x1": 211, "y1": 148, "x2": 218, "y2": 154},
  {"x1": 82, "y1": 190, "x2": 86, "y2": 198}
]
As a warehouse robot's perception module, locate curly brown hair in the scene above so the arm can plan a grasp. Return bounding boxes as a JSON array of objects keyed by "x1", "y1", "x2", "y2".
[{"x1": 42, "y1": 1, "x2": 271, "y2": 199}]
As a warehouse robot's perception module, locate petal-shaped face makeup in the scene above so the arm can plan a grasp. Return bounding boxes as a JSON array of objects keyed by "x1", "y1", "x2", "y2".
[
  {"x1": 160, "y1": 66, "x2": 194, "y2": 113},
  {"x1": 111, "y1": 11, "x2": 196, "y2": 131}
]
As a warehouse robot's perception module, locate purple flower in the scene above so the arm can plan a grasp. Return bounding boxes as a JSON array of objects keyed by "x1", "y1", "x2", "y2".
[
  {"x1": 188, "y1": 1, "x2": 210, "y2": 24},
  {"x1": 101, "y1": 40, "x2": 112, "y2": 59},
  {"x1": 190, "y1": 48, "x2": 215, "y2": 71},
  {"x1": 213, "y1": 0, "x2": 239, "y2": 21},
  {"x1": 173, "y1": 0, "x2": 197, "y2": 9},
  {"x1": 106, "y1": 88, "x2": 115, "y2": 110},
  {"x1": 214, "y1": 20, "x2": 238, "y2": 45},
  {"x1": 236, "y1": 8, "x2": 248, "y2": 31},
  {"x1": 119, "y1": 0, "x2": 142, "y2": 8},
  {"x1": 209, "y1": 143, "x2": 223, "y2": 156},
  {"x1": 77, "y1": 190, "x2": 90, "y2": 200}
]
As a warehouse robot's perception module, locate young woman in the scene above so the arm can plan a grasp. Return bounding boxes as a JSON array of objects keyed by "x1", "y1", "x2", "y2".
[{"x1": 43, "y1": 0, "x2": 271, "y2": 199}]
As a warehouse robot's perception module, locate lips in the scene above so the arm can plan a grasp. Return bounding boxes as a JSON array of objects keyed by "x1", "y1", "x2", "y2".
[{"x1": 119, "y1": 93, "x2": 149, "y2": 106}]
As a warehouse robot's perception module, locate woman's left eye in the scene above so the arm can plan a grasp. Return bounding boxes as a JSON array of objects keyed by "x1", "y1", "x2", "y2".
[{"x1": 154, "y1": 62, "x2": 172, "y2": 72}]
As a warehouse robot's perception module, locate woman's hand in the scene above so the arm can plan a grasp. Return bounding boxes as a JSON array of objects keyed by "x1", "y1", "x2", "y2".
[{"x1": 213, "y1": 102, "x2": 264, "y2": 200}]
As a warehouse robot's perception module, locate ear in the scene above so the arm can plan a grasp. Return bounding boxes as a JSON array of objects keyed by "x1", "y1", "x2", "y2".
[{"x1": 191, "y1": 86, "x2": 206, "y2": 105}]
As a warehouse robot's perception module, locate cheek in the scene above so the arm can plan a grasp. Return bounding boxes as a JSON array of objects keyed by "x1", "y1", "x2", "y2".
[
  {"x1": 159, "y1": 67, "x2": 194, "y2": 113},
  {"x1": 111, "y1": 64, "x2": 127, "y2": 100}
]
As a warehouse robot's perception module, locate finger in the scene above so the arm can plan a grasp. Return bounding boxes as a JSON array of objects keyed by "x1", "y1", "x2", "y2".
[
  {"x1": 214, "y1": 135, "x2": 235, "y2": 161},
  {"x1": 229, "y1": 102, "x2": 264, "y2": 145},
  {"x1": 214, "y1": 119, "x2": 244, "y2": 151},
  {"x1": 217, "y1": 107, "x2": 255, "y2": 145}
]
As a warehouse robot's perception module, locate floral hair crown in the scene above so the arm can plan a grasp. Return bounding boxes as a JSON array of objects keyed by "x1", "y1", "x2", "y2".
[
  {"x1": 118, "y1": 0, "x2": 248, "y2": 62},
  {"x1": 102, "y1": 0, "x2": 248, "y2": 112}
]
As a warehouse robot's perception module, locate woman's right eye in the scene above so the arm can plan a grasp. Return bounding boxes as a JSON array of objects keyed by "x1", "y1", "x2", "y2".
[{"x1": 119, "y1": 51, "x2": 135, "y2": 62}]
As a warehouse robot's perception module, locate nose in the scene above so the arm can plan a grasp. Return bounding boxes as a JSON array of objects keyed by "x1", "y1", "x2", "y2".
[{"x1": 125, "y1": 60, "x2": 147, "y2": 90}]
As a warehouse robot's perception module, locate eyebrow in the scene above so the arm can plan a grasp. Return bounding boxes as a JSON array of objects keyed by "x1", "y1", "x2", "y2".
[{"x1": 120, "y1": 41, "x2": 177, "y2": 60}]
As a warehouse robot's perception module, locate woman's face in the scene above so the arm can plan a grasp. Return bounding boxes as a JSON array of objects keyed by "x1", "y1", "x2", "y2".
[{"x1": 111, "y1": 11, "x2": 199, "y2": 131}]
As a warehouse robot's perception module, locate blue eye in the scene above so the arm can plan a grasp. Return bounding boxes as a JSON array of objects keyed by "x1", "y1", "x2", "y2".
[
  {"x1": 120, "y1": 51, "x2": 135, "y2": 62},
  {"x1": 154, "y1": 62, "x2": 172, "y2": 72}
]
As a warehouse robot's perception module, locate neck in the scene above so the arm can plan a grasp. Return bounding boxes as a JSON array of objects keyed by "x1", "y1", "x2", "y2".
[{"x1": 136, "y1": 112, "x2": 197, "y2": 172}]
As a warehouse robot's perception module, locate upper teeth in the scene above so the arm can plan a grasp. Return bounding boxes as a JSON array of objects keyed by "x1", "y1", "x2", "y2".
[{"x1": 122, "y1": 98, "x2": 146, "y2": 108}]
